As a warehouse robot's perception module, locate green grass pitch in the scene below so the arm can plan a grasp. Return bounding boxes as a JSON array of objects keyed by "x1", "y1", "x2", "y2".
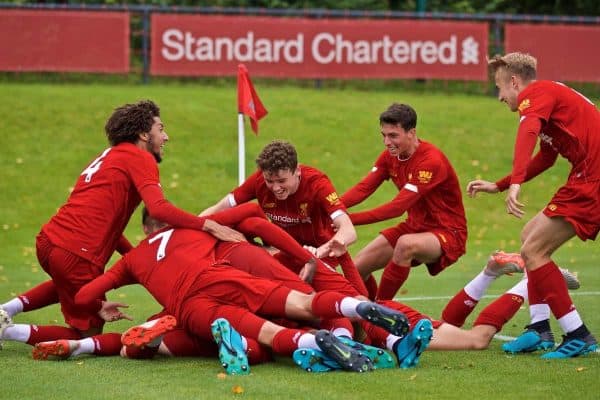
[{"x1": 0, "y1": 82, "x2": 598, "y2": 399}]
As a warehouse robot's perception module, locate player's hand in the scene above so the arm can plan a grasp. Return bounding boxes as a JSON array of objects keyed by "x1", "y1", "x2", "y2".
[
  {"x1": 316, "y1": 238, "x2": 347, "y2": 258},
  {"x1": 466, "y1": 179, "x2": 499, "y2": 197},
  {"x1": 505, "y1": 184, "x2": 525, "y2": 218},
  {"x1": 202, "y1": 219, "x2": 247, "y2": 242},
  {"x1": 99, "y1": 301, "x2": 133, "y2": 322},
  {"x1": 299, "y1": 258, "x2": 317, "y2": 284}
]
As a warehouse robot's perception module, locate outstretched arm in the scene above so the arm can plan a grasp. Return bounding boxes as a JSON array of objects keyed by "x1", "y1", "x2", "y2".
[{"x1": 199, "y1": 195, "x2": 234, "y2": 216}]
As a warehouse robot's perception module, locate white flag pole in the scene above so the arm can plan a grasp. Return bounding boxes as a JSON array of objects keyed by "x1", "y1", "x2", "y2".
[{"x1": 238, "y1": 112, "x2": 245, "y2": 185}]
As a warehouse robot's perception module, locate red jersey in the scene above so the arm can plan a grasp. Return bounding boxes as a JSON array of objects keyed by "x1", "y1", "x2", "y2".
[
  {"x1": 497, "y1": 80, "x2": 600, "y2": 190},
  {"x1": 230, "y1": 165, "x2": 346, "y2": 247},
  {"x1": 42, "y1": 143, "x2": 208, "y2": 267},
  {"x1": 77, "y1": 228, "x2": 218, "y2": 319},
  {"x1": 341, "y1": 140, "x2": 466, "y2": 233}
]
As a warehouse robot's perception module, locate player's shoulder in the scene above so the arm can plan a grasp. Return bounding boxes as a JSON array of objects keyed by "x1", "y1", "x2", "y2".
[
  {"x1": 417, "y1": 140, "x2": 445, "y2": 158},
  {"x1": 300, "y1": 164, "x2": 330, "y2": 180}
]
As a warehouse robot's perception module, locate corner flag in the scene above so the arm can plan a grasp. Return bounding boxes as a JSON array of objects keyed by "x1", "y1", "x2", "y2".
[
  {"x1": 237, "y1": 64, "x2": 268, "y2": 134},
  {"x1": 237, "y1": 64, "x2": 267, "y2": 184}
]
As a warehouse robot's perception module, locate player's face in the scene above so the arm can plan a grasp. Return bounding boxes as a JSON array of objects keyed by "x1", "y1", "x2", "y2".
[
  {"x1": 381, "y1": 123, "x2": 415, "y2": 159},
  {"x1": 263, "y1": 168, "x2": 301, "y2": 200},
  {"x1": 146, "y1": 117, "x2": 169, "y2": 163},
  {"x1": 495, "y1": 69, "x2": 520, "y2": 112}
]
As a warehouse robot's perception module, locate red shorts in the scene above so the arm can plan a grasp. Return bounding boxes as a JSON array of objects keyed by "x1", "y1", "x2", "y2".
[
  {"x1": 544, "y1": 179, "x2": 600, "y2": 241},
  {"x1": 380, "y1": 223, "x2": 467, "y2": 276},
  {"x1": 215, "y1": 242, "x2": 313, "y2": 294},
  {"x1": 36, "y1": 231, "x2": 105, "y2": 331},
  {"x1": 186, "y1": 264, "x2": 289, "y2": 316}
]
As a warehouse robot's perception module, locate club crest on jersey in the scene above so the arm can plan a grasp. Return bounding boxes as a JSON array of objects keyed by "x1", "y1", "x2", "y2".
[
  {"x1": 325, "y1": 192, "x2": 341, "y2": 205},
  {"x1": 518, "y1": 98, "x2": 530, "y2": 112},
  {"x1": 417, "y1": 170, "x2": 433, "y2": 184},
  {"x1": 263, "y1": 202, "x2": 276, "y2": 209},
  {"x1": 299, "y1": 202, "x2": 309, "y2": 217}
]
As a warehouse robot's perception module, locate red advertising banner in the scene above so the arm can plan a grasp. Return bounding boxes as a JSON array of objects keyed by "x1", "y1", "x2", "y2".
[
  {"x1": 505, "y1": 23, "x2": 600, "y2": 83},
  {"x1": 151, "y1": 14, "x2": 488, "y2": 80},
  {"x1": 0, "y1": 10, "x2": 129, "y2": 73}
]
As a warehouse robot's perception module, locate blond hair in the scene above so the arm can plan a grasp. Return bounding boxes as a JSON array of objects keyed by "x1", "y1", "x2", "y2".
[{"x1": 488, "y1": 52, "x2": 537, "y2": 82}]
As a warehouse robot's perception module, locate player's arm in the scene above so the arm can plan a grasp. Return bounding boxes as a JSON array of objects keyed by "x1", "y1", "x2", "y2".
[
  {"x1": 349, "y1": 188, "x2": 419, "y2": 225},
  {"x1": 74, "y1": 260, "x2": 132, "y2": 313},
  {"x1": 341, "y1": 154, "x2": 388, "y2": 208},
  {"x1": 200, "y1": 171, "x2": 260, "y2": 216},
  {"x1": 199, "y1": 194, "x2": 234, "y2": 216},
  {"x1": 115, "y1": 235, "x2": 133, "y2": 255},
  {"x1": 316, "y1": 212, "x2": 357, "y2": 258}
]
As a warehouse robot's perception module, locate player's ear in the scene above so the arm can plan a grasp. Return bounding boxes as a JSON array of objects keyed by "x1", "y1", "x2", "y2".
[{"x1": 138, "y1": 132, "x2": 149, "y2": 142}]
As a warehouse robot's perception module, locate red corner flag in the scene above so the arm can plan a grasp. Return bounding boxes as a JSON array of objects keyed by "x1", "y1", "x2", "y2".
[{"x1": 237, "y1": 64, "x2": 268, "y2": 134}]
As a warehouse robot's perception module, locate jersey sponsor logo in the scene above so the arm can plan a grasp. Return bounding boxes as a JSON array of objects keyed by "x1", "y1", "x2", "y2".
[
  {"x1": 547, "y1": 204, "x2": 557, "y2": 212},
  {"x1": 266, "y1": 212, "x2": 311, "y2": 225},
  {"x1": 263, "y1": 202, "x2": 276, "y2": 209},
  {"x1": 389, "y1": 170, "x2": 397, "y2": 178},
  {"x1": 518, "y1": 98, "x2": 530, "y2": 112},
  {"x1": 299, "y1": 202, "x2": 309, "y2": 217},
  {"x1": 417, "y1": 170, "x2": 433, "y2": 184},
  {"x1": 325, "y1": 192, "x2": 340, "y2": 205}
]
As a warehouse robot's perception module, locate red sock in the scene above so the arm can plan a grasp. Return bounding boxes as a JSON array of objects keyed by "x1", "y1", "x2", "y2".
[
  {"x1": 474, "y1": 293, "x2": 524, "y2": 331},
  {"x1": 310, "y1": 291, "x2": 346, "y2": 319},
  {"x1": 26, "y1": 325, "x2": 81, "y2": 345},
  {"x1": 161, "y1": 329, "x2": 217, "y2": 357},
  {"x1": 440, "y1": 289, "x2": 478, "y2": 327},
  {"x1": 337, "y1": 253, "x2": 369, "y2": 298},
  {"x1": 124, "y1": 345, "x2": 159, "y2": 359},
  {"x1": 359, "y1": 320, "x2": 388, "y2": 349},
  {"x1": 246, "y1": 338, "x2": 273, "y2": 364},
  {"x1": 376, "y1": 262, "x2": 410, "y2": 300},
  {"x1": 528, "y1": 261, "x2": 575, "y2": 319},
  {"x1": 365, "y1": 275, "x2": 379, "y2": 300},
  {"x1": 19, "y1": 280, "x2": 59, "y2": 312},
  {"x1": 271, "y1": 328, "x2": 305, "y2": 356},
  {"x1": 92, "y1": 333, "x2": 123, "y2": 356},
  {"x1": 319, "y1": 317, "x2": 354, "y2": 337}
]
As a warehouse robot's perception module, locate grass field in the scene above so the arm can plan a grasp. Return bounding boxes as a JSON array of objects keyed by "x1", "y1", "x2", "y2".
[{"x1": 0, "y1": 82, "x2": 598, "y2": 399}]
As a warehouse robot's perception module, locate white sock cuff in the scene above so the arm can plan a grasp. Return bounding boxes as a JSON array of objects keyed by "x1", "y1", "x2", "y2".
[
  {"x1": 464, "y1": 271, "x2": 495, "y2": 300},
  {"x1": 340, "y1": 298, "x2": 362, "y2": 318}
]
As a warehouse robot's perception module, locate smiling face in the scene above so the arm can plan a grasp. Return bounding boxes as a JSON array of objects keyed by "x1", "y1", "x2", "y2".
[
  {"x1": 263, "y1": 167, "x2": 301, "y2": 200},
  {"x1": 381, "y1": 123, "x2": 416, "y2": 159},
  {"x1": 494, "y1": 68, "x2": 521, "y2": 112},
  {"x1": 143, "y1": 116, "x2": 169, "y2": 163}
]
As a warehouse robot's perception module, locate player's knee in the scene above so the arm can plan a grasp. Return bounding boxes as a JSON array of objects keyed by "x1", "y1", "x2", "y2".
[{"x1": 393, "y1": 236, "x2": 417, "y2": 259}]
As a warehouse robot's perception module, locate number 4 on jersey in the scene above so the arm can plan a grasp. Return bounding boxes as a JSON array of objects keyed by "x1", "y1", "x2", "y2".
[{"x1": 81, "y1": 148, "x2": 111, "y2": 183}]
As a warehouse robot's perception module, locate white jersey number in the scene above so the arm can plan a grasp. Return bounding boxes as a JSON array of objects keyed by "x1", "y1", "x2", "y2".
[
  {"x1": 81, "y1": 148, "x2": 111, "y2": 183},
  {"x1": 148, "y1": 229, "x2": 174, "y2": 261}
]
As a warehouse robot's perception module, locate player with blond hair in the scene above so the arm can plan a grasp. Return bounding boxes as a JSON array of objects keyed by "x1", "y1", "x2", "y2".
[{"x1": 467, "y1": 52, "x2": 599, "y2": 358}]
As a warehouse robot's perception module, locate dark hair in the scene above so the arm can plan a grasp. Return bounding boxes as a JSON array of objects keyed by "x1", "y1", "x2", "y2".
[
  {"x1": 141, "y1": 206, "x2": 165, "y2": 231},
  {"x1": 105, "y1": 100, "x2": 160, "y2": 146},
  {"x1": 379, "y1": 103, "x2": 417, "y2": 131},
  {"x1": 255, "y1": 140, "x2": 298, "y2": 173}
]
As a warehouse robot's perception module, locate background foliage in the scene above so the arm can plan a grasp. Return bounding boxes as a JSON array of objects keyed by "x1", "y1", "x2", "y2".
[{"x1": 3, "y1": 0, "x2": 599, "y2": 15}]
